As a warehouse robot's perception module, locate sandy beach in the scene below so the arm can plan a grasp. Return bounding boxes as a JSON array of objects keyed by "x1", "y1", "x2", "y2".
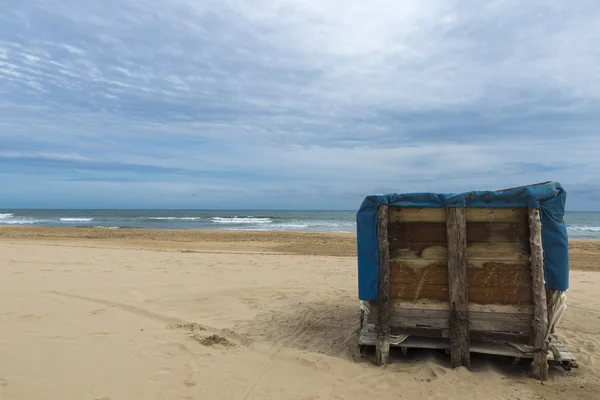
[{"x1": 0, "y1": 227, "x2": 599, "y2": 400}]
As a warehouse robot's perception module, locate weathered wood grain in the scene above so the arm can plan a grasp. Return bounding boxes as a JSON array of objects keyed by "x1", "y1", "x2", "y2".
[
  {"x1": 366, "y1": 307, "x2": 533, "y2": 333},
  {"x1": 388, "y1": 221, "x2": 529, "y2": 243},
  {"x1": 528, "y1": 208, "x2": 549, "y2": 381},
  {"x1": 387, "y1": 300, "x2": 534, "y2": 314},
  {"x1": 389, "y1": 207, "x2": 528, "y2": 223},
  {"x1": 359, "y1": 330, "x2": 535, "y2": 353},
  {"x1": 387, "y1": 300, "x2": 535, "y2": 314},
  {"x1": 390, "y1": 260, "x2": 532, "y2": 288},
  {"x1": 376, "y1": 327, "x2": 531, "y2": 345},
  {"x1": 390, "y1": 284, "x2": 533, "y2": 305},
  {"x1": 376, "y1": 204, "x2": 391, "y2": 366},
  {"x1": 447, "y1": 207, "x2": 470, "y2": 368},
  {"x1": 389, "y1": 241, "x2": 530, "y2": 261}
]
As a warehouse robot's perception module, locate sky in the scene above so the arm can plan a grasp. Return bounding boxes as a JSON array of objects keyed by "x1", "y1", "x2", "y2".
[{"x1": 1, "y1": 0, "x2": 600, "y2": 210}]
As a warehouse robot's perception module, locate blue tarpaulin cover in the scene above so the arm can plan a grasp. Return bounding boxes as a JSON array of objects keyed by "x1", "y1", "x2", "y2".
[{"x1": 356, "y1": 182, "x2": 568, "y2": 301}]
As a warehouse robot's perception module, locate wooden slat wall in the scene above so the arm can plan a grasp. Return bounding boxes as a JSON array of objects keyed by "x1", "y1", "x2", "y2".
[
  {"x1": 367, "y1": 306, "x2": 533, "y2": 334},
  {"x1": 387, "y1": 207, "x2": 532, "y2": 306},
  {"x1": 389, "y1": 242, "x2": 529, "y2": 261},
  {"x1": 389, "y1": 207, "x2": 529, "y2": 223},
  {"x1": 389, "y1": 221, "x2": 529, "y2": 243}
]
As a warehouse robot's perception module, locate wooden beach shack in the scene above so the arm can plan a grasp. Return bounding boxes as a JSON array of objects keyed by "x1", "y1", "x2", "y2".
[{"x1": 356, "y1": 182, "x2": 576, "y2": 380}]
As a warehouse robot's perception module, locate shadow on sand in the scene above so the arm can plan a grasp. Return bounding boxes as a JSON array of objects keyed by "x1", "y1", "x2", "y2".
[{"x1": 239, "y1": 298, "x2": 571, "y2": 380}]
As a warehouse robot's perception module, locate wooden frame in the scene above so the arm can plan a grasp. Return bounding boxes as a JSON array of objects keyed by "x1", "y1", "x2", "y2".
[
  {"x1": 375, "y1": 204, "x2": 391, "y2": 365},
  {"x1": 366, "y1": 205, "x2": 558, "y2": 379},
  {"x1": 446, "y1": 207, "x2": 470, "y2": 368},
  {"x1": 528, "y1": 208, "x2": 549, "y2": 380}
]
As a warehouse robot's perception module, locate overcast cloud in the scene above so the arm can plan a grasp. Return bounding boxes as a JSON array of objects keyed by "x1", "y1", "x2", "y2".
[{"x1": 1, "y1": 0, "x2": 599, "y2": 209}]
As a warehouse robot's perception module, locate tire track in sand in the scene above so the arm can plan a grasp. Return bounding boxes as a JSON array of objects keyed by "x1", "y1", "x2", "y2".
[
  {"x1": 239, "y1": 309, "x2": 331, "y2": 400},
  {"x1": 48, "y1": 291, "x2": 185, "y2": 325}
]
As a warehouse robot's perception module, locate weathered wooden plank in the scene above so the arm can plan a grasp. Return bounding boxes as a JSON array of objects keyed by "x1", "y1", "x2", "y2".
[
  {"x1": 389, "y1": 207, "x2": 528, "y2": 223},
  {"x1": 469, "y1": 331, "x2": 530, "y2": 345},
  {"x1": 390, "y1": 260, "x2": 532, "y2": 287},
  {"x1": 390, "y1": 258, "x2": 530, "y2": 269},
  {"x1": 374, "y1": 327, "x2": 531, "y2": 345},
  {"x1": 389, "y1": 241, "x2": 530, "y2": 260},
  {"x1": 387, "y1": 300, "x2": 535, "y2": 314},
  {"x1": 358, "y1": 329, "x2": 450, "y2": 349},
  {"x1": 376, "y1": 204, "x2": 391, "y2": 366},
  {"x1": 388, "y1": 222, "x2": 529, "y2": 243},
  {"x1": 367, "y1": 314, "x2": 532, "y2": 333},
  {"x1": 529, "y1": 208, "x2": 549, "y2": 381},
  {"x1": 390, "y1": 326, "x2": 448, "y2": 338},
  {"x1": 447, "y1": 207, "x2": 470, "y2": 368},
  {"x1": 390, "y1": 283, "x2": 533, "y2": 305},
  {"x1": 359, "y1": 330, "x2": 536, "y2": 357},
  {"x1": 389, "y1": 207, "x2": 446, "y2": 223},
  {"x1": 359, "y1": 329, "x2": 532, "y2": 356},
  {"x1": 386, "y1": 300, "x2": 535, "y2": 314},
  {"x1": 366, "y1": 307, "x2": 534, "y2": 333},
  {"x1": 369, "y1": 306, "x2": 534, "y2": 322},
  {"x1": 548, "y1": 336, "x2": 577, "y2": 363}
]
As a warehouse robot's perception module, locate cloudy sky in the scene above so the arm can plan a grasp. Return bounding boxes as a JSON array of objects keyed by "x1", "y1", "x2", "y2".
[{"x1": 1, "y1": 0, "x2": 599, "y2": 210}]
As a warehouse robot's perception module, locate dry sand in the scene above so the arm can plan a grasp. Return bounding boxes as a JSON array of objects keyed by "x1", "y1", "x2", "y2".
[{"x1": 0, "y1": 227, "x2": 599, "y2": 400}]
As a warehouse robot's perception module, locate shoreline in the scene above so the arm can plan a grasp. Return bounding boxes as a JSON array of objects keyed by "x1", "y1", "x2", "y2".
[
  {"x1": 0, "y1": 226, "x2": 357, "y2": 257},
  {"x1": 1, "y1": 226, "x2": 598, "y2": 270}
]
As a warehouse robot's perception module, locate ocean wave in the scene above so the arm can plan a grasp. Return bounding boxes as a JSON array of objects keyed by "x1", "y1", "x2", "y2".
[
  {"x1": 234, "y1": 223, "x2": 310, "y2": 230},
  {"x1": 308, "y1": 222, "x2": 355, "y2": 228},
  {"x1": 92, "y1": 226, "x2": 120, "y2": 229},
  {"x1": 0, "y1": 218, "x2": 47, "y2": 225},
  {"x1": 568, "y1": 226, "x2": 600, "y2": 232},
  {"x1": 147, "y1": 217, "x2": 201, "y2": 221},
  {"x1": 270, "y1": 223, "x2": 310, "y2": 229},
  {"x1": 0, "y1": 213, "x2": 14, "y2": 219},
  {"x1": 212, "y1": 217, "x2": 272, "y2": 224},
  {"x1": 60, "y1": 217, "x2": 94, "y2": 222}
]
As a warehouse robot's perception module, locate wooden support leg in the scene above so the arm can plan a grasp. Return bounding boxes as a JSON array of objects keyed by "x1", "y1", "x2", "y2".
[
  {"x1": 446, "y1": 207, "x2": 470, "y2": 369},
  {"x1": 376, "y1": 204, "x2": 391, "y2": 365},
  {"x1": 528, "y1": 208, "x2": 549, "y2": 381}
]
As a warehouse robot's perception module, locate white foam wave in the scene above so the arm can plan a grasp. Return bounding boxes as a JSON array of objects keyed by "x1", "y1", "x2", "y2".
[
  {"x1": 308, "y1": 222, "x2": 355, "y2": 228},
  {"x1": 568, "y1": 226, "x2": 600, "y2": 233},
  {"x1": 271, "y1": 223, "x2": 310, "y2": 229},
  {"x1": 0, "y1": 213, "x2": 14, "y2": 219},
  {"x1": 92, "y1": 226, "x2": 120, "y2": 229},
  {"x1": 60, "y1": 218, "x2": 94, "y2": 222},
  {"x1": 228, "y1": 223, "x2": 310, "y2": 230},
  {"x1": 0, "y1": 218, "x2": 47, "y2": 225},
  {"x1": 212, "y1": 217, "x2": 272, "y2": 224},
  {"x1": 148, "y1": 217, "x2": 200, "y2": 221}
]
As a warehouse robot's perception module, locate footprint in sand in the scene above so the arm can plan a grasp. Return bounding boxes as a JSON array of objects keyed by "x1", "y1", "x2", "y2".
[{"x1": 183, "y1": 379, "x2": 197, "y2": 388}]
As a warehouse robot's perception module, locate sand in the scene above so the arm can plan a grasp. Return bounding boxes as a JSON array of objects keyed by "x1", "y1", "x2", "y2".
[{"x1": 0, "y1": 227, "x2": 599, "y2": 400}]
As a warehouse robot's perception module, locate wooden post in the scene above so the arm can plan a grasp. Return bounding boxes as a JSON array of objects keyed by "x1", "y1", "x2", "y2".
[
  {"x1": 376, "y1": 204, "x2": 391, "y2": 366},
  {"x1": 446, "y1": 207, "x2": 470, "y2": 368},
  {"x1": 528, "y1": 208, "x2": 549, "y2": 381}
]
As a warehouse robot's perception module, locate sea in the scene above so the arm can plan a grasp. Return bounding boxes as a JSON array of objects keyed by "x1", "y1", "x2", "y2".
[{"x1": 0, "y1": 209, "x2": 599, "y2": 238}]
